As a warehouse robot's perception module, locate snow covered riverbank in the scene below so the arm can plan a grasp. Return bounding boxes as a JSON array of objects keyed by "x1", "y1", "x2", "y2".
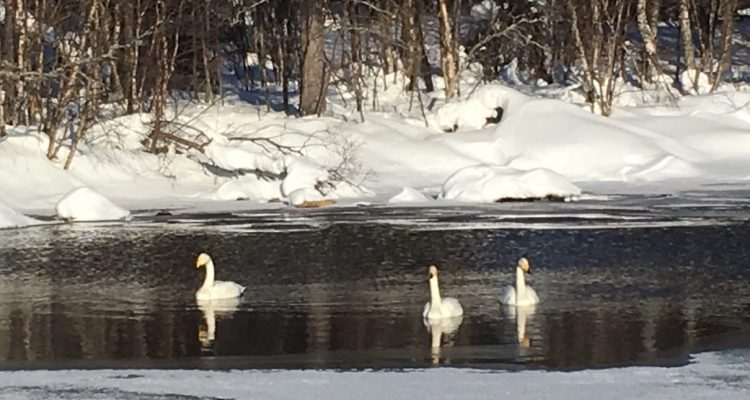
[{"x1": 1, "y1": 82, "x2": 749, "y2": 228}]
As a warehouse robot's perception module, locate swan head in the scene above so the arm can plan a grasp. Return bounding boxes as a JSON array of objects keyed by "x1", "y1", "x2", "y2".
[
  {"x1": 196, "y1": 253, "x2": 212, "y2": 269},
  {"x1": 428, "y1": 265, "x2": 438, "y2": 279},
  {"x1": 518, "y1": 257, "x2": 531, "y2": 274}
]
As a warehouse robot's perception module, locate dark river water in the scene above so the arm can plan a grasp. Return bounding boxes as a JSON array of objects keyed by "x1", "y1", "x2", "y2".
[{"x1": 1, "y1": 200, "x2": 749, "y2": 370}]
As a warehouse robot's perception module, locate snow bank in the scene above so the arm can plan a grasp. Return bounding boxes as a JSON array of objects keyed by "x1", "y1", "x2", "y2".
[
  {"x1": 2, "y1": 78, "x2": 750, "y2": 215},
  {"x1": 0, "y1": 350, "x2": 747, "y2": 399},
  {"x1": 204, "y1": 142, "x2": 285, "y2": 175},
  {"x1": 441, "y1": 165, "x2": 581, "y2": 202},
  {"x1": 430, "y1": 84, "x2": 750, "y2": 183},
  {"x1": 388, "y1": 187, "x2": 432, "y2": 203},
  {"x1": 56, "y1": 187, "x2": 130, "y2": 221},
  {"x1": 0, "y1": 201, "x2": 39, "y2": 229}
]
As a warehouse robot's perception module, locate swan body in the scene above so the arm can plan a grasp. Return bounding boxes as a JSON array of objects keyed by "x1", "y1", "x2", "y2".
[
  {"x1": 422, "y1": 265, "x2": 464, "y2": 319},
  {"x1": 195, "y1": 253, "x2": 246, "y2": 300},
  {"x1": 499, "y1": 257, "x2": 539, "y2": 306}
]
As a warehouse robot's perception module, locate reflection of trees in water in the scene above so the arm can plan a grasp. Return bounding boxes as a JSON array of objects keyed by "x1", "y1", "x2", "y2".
[
  {"x1": 0, "y1": 290, "x2": 745, "y2": 366},
  {"x1": 538, "y1": 299, "x2": 712, "y2": 368}
]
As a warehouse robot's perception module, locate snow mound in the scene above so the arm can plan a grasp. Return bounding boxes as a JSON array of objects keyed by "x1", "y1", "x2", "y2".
[
  {"x1": 56, "y1": 187, "x2": 131, "y2": 221},
  {"x1": 441, "y1": 165, "x2": 581, "y2": 202},
  {"x1": 433, "y1": 85, "x2": 528, "y2": 131},
  {"x1": 281, "y1": 157, "x2": 329, "y2": 197},
  {"x1": 204, "y1": 143, "x2": 285, "y2": 175},
  {"x1": 388, "y1": 187, "x2": 432, "y2": 203},
  {"x1": 212, "y1": 176, "x2": 282, "y2": 201},
  {"x1": 0, "y1": 201, "x2": 39, "y2": 229}
]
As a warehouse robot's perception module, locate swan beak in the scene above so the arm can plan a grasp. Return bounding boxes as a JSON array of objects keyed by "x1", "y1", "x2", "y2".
[
  {"x1": 428, "y1": 265, "x2": 438, "y2": 278},
  {"x1": 195, "y1": 260, "x2": 203, "y2": 269},
  {"x1": 526, "y1": 266, "x2": 532, "y2": 274}
]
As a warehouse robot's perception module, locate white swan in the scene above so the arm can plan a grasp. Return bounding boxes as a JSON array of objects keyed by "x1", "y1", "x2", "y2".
[
  {"x1": 197, "y1": 296, "x2": 241, "y2": 345},
  {"x1": 422, "y1": 265, "x2": 463, "y2": 319},
  {"x1": 195, "y1": 253, "x2": 246, "y2": 300},
  {"x1": 499, "y1": 257, "x2": 539, "y2": 306}
]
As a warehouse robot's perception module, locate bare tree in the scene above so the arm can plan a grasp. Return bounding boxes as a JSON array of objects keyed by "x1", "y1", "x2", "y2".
[
  {"x1": 400, "y1": 0, "x2": 434, "y2": 92},
  {"x1": 636, "y1": 0, "x2": 661, "y2": 84},
  {"x1": 438, "y1": 0, "x2": 460, "y2": 99},
  {"x1": 678, "y1": 0, "x2": 697, "y2": 91},
  {"x1": 710, "y1": 0, "x2": 736, "y2": 91},
  {"x1": 567, "y1": 0, "x2": 630, "y2": 116},
  {"x1": 299, "y1": 0, "x2": 327, "y2": 116}
]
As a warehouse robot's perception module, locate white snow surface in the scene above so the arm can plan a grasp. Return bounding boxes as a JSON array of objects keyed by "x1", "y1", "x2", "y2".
[
  {"x1": 204, "y1": 142, "x2": 285, "y2": 175},
  {"x1": 0, "y1": 351, "x2": 748, "y2": 399},
  {"x1": 0, "y1": 201, "x2": 38, "y2": 229},
  {"x1": 441, "y1": 165, "x2": 581, "y2": 202},
  {"x1": 1, "y1": 82, "x2": 750, "y2": 216},
  {"x1": 388, "y1": 187, "x2": 432, "y2": 203},
  {"x1": 55, "y1": 187, "x2": 130, "y2": 222}
]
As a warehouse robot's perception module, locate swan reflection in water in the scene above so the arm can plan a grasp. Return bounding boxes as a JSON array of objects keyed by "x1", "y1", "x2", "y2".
[
  {"x1": 501, "y1": 304, "x2": 536, "y2": 348},
  {"x1": 423, "y1": 315, "x2": 463, "y2": 364},
  {"x1": 197, "y1": 297, "x2": 241, "y2": 348}
]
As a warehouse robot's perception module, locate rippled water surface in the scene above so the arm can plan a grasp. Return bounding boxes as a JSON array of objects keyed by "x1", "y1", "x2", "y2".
[{"x1": 1, "y1": 195, "x2": 750, "y2": 369}]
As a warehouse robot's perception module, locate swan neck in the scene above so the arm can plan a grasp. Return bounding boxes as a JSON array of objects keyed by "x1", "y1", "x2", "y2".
[
  {"x1": 201, "y1": 259, "x2": 216, "y2": 289},
  {"x1": 516, "y1": 267, "x2": 526, "y2": 299},
  {"x1": 429, "y1": 276, "x2": 442, "y2": 308}
]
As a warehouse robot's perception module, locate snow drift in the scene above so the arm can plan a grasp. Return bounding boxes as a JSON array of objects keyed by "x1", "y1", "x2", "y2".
[
  {"x1": 56, "y1": 187, "x2": 131, "y2": 222},
  {"x1": 441, "y1": 165, "x2": 581, "y2": 202},
  {"x1": 0, "y1": 200, "x2": 39, "y2": 229},
  {"x1": 388, "y1": 187, "x2": 432, "y2": 203}
]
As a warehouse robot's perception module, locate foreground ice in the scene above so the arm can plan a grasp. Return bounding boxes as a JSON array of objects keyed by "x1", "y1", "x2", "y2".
[{"x1": 0, "y1": 351, "x2": 747, "y2": 399}]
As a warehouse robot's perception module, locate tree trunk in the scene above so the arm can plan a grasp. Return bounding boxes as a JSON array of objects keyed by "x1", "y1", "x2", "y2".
[
  {"x1": 15, "y1": 0, "x2": 27, "y2": 126},
  {"x1": 1, "y1": 0, "x2": 14, "y2": 128},
  {"x1": 636, "y1": 0, "x2": 660, "y2": 84},
  {"x1": 438, "y1": 0, "x2": 459, "y2": 99},
  {"x1": 678, "y1": 0, "x2": 696, "y2": 91},
  {"x1": 299, "y1": 0, "x2": 327, "y2": 116},
  {"x1": 710, "y1": 0, "x2": 736, "y2": 91},
  {"x1": 349, "y1": 1, "x2": 364, "y2": 116},
  {"x1": 0, "y1": 90, "x2": 5, "y2": 137}
]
